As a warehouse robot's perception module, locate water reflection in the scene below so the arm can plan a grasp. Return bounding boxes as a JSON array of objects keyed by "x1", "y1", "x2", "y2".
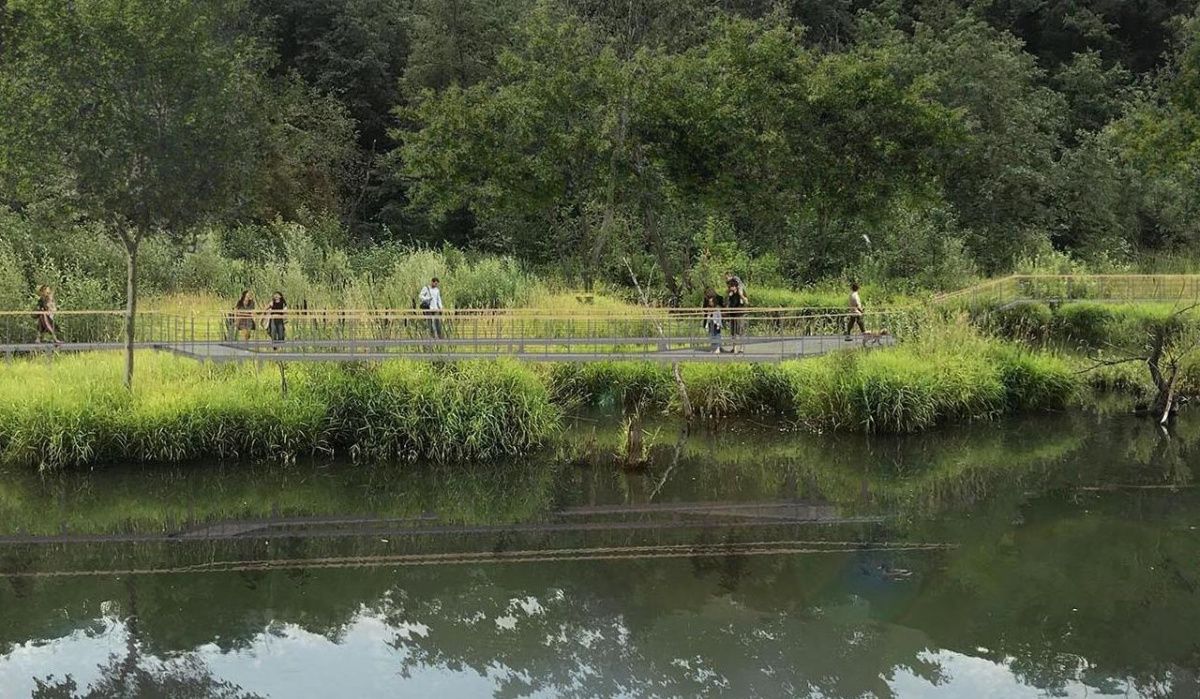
[
  {"x1": 1, "y1": 411, "x2": 1194, "y2": 540},
  {"x1": 0, "y1": 412, "x2": 1197, "y2": 697}
]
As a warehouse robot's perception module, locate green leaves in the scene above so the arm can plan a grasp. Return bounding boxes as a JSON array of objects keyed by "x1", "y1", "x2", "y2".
[
  {"x1": 0, "y1": 0, "x2": 268, "y2": 233},
  {"x1": 397, "y1": 9, "x2": 958, "y2": 279}
]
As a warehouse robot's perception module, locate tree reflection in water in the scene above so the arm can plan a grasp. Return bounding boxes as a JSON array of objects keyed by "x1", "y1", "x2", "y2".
[{"x1": 0, "y1": 411, "x2": 1197, "y2": 698}]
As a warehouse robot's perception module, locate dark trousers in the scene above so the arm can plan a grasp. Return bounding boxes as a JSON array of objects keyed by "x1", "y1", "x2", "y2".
[
  {"x1": 427, "y1": 312, "x2": 444, "y2": 339},
  {"x1": 846, "y1": 314, "x2": 865, "y2": 335}
]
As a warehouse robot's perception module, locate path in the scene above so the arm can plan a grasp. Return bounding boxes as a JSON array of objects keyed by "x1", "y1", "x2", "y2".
[{"x1": 153, "y1": 333, "x2": 894, "y2": 364}]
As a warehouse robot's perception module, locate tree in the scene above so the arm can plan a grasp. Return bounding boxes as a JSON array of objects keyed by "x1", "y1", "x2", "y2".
[
  {"x1": 403, "y1": 0, "x2": 529, "y2": 91},
  {"x1": 255, "y1": 0, "x2": 408, "y2": 150},
  {"x1": 1109, "y1": 10, "x2": 1200, "y2": 253},
  {"x1": 0, "y1": 0, "x2": 267, "y2": 387},
  {"x1": 397, "y1": 2, "x2": 626, "y2": 275},
  {"x1": 398, "y1": 8, "x2": 957, "y2": 287},
  {"x1": 977, "y1": 0, "x2": 1189, "y2": 74},
  {"x1": 1051, "y1": 50, "x2": 1132, "y2": 140},
  {"x1": 877, "y1": 8, "x2": 1068, "y2": 272},
  {"x1": 254, "y1": 75, "x2": 361, "y2": 222}
]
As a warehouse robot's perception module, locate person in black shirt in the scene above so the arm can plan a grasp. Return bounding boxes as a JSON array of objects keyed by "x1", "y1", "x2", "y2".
[
  {"x1": 703, "y1": 287, "x2": 724, "y2": 354},
  {"x1": 265, "y1": 291, "x2": 288, "y2": 345},
  {"x1": 726, "y1": 280, "x2": 746, "y2": 354}
]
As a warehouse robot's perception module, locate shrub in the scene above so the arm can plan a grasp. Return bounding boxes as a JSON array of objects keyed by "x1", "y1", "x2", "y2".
[
  {"x1": 1054, "y1": 302, "x2": 1116, "y2": 348},
  {"x1": 452, "y1": 256, "x2": 531, "y2": 308},
  {"x1": 985, "y1": 302, "x2": 1053, "y2": 344},
  {"x1": 990, "y1": 346, "x2": 1076, "y2": 410},
  {"x1": 0, "y1": 239, "x2": 28, "y2": 312}
]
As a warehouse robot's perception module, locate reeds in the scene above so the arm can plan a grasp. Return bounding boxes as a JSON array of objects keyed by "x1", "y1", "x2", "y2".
[
  {"x1": 0, "y1": 353, "x2": 559, "y2": 470},
  {"x1": 545, "y1": 322, "x2": 1078, "y2": 434},
  {"x1": 0, "y1": 322, "x2": 1082, "y2": 471}
]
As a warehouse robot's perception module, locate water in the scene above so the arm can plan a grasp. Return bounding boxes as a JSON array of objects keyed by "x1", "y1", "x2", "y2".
[{"x1": 1, "y1": 412, "x2": 1197, "y2": 698}]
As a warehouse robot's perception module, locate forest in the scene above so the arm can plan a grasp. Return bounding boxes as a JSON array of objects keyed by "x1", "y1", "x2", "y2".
[{"x1": 2, "y1": 0, "x2": 1200, "y2": 312}]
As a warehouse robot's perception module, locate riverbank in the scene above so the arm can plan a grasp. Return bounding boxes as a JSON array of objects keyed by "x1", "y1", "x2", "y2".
[
  {"x1": 0, "y1": 323, "x2": 1086, "y2": 470},
  {"x1": 0, "y1": 354, "x2": 560, "y2": 469}
]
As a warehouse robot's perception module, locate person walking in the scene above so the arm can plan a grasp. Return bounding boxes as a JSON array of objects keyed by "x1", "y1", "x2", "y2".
[
  {"x1": 702, "y1": 288, "x2": 724, "y2": 354},
  {"x1": 34, "y1": 285, "x2": 61, "y2": 345},
  {"x1": 265, "y1": 291, "x2": 288, "y2": 346},
  {"x1": 726, "y1": 279, "x2": 746, "y2": 354},
  {"x1": 845, "y1": 283, "x2": 865, "y2": 340},
  {"x1": 419, "y1": 277, "x2": 444, "y2": 340},
  {"x1": 234, "y1": 290, "x2": 256, "y2": 343}
]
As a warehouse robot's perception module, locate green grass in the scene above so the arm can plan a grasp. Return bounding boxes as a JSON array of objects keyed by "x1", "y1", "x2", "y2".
[
  {"x1": 546, "y1": 323, "x2": 1078, "y2": 434},
  {"x1": 0, "y1": 322, "x2": 1086, "y2": 470},
  {"x1": 973, "y1": 299, "x2": 1200, "y2": 352},
  {"x1": 0, "y1": 353, "x2": 560, "y2": 470}
]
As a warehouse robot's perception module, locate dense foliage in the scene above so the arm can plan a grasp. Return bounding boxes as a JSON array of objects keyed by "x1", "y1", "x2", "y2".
[{"x1": 4, "y1": 0, "x2": 1200, "y2": 304}]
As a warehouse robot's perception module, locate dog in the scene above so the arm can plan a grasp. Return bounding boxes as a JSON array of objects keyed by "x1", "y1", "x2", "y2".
[{"x1": 861, "y1": 330, "x2": 890, "y2": 346}]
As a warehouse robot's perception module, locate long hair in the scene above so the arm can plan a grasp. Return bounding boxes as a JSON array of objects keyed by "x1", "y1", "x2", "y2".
[
  {"x1": 236, "y1": 290, "x2": 253, "y2": 309},
  {"x1": 271, "y1": 291, "x2": 287, "y2": 307}
]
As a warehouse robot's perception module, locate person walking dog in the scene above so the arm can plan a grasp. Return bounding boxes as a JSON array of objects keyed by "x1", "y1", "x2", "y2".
[{"x1": 845, "y1": 283, "x2": 865, "y2": 340}]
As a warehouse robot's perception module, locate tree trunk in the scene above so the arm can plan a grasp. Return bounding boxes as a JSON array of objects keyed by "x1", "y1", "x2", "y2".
[
  {"x1": 123, "y1": 239, "x2": 140, "y2": 390},
  {"x1": 1146, "y1": 327, "x2": 1176, "y2": 425},
  {"x1": 672, "y1": 362, "x2": 694, "y2": 422}
]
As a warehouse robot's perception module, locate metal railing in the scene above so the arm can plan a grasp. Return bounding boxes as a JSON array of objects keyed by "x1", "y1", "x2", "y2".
[
  {"x1": 0, "y1": 306, "x2": 905, "y2": 363},
  {"x1": 9, "y1": 274, "x2": 1200, "y2": 362}
]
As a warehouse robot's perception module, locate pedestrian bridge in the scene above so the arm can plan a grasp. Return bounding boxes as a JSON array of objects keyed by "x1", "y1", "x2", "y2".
[
  {"x1": 10, "y1": 273, "x2": 1200, "y2": 364},
  {"x1": 0, "y1": 307, "x2": 897, "y2": 364}
]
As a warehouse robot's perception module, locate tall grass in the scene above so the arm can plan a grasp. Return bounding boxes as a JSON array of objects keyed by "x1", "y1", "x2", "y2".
[
  {"x1": 546, "y1": 321, "x2": 1078, "y2": 433},
  {"x1": 0, "y1": 322, "x2": 1084, "y2": 471},
  {"x1": 976, "y1": 299, "x2": 1200, "y2": 352},
  {"x1": 0, "y1": 353, "x2": 559, "y2": 470}
]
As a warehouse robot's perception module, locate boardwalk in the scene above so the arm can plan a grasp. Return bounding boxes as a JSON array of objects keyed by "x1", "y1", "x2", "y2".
[
  {"x1": 0, "y1": 334, "x2": 894, "y2": 363},
  {"x1": 0, "y1": 307, "x2": 897, "y2": 363},
  {"x1": 160, "y1": 334, "x2": 893, "y2": 363},
  {"x1": 6, "y1": 273, "x2": 1200, "y2": 365}
]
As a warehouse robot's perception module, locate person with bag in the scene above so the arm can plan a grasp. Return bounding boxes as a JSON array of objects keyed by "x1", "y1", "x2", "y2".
[{"x1": 418, "y1": 277, "x2": 444, "y2": 339}]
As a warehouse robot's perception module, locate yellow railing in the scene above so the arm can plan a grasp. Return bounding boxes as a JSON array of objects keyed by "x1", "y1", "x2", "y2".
[
  {"x1": 6, "y1": 274, "x2": 1199, "y2": 349},
  {"x1": 0, "y1": 306, "x2": 911, "y2": 347},
  {"x1": 933, "y1": 274, "x2": 1200, "y2": 307}
]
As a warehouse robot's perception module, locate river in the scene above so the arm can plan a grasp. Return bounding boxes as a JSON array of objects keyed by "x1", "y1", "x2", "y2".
[{"x1": 0, "y1": 411, "x2": 1197, "y2": 698}]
